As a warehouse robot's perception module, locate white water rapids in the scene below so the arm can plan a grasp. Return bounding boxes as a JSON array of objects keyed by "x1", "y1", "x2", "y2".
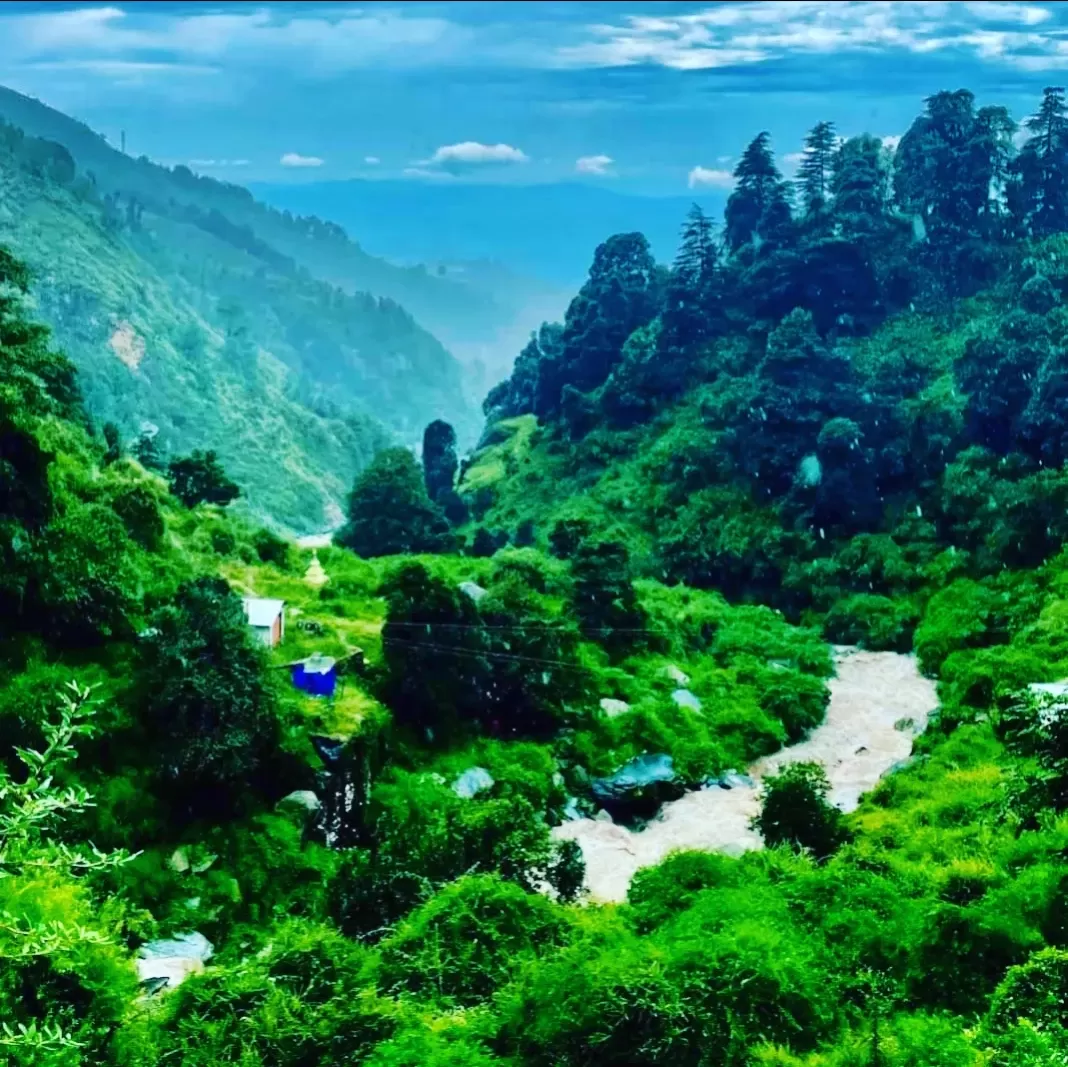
[{"x1": 552, "y1": 647, "x2": 938, "y2": 903}]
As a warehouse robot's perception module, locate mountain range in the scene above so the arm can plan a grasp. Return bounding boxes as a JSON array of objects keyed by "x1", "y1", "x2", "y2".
[
  {"x1": 250, "y1": 178, "x2": 725, "y2": 289},
  {"x1": 0, "y1": 84, "x2": 499, "y2": 532}
]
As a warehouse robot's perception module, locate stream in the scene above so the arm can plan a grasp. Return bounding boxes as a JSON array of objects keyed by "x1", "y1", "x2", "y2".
[{"x1": 552, "y1": 647, "x2": 938, "y2": 903}]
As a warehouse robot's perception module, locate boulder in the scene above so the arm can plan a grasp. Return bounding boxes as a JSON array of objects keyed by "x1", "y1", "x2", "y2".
[
  {"x1": 311, "y1": 735, "x2": 345, "y2": 768},
  {"x1": 458, "y1": 581, "x2": 488, "y2": 603},
  {"x1": 136, "y1": 932, "x2": 214, "y2": 991},
  {"x1": 663, "y1": 664, "x2": 691, "y2": 686},
  {"x1": 277, "y1": 790, "x2": 322, "y2": 820},
  {"x1": 452, "y1": 766, "x2": 495, "y2": 799},
  {"x1": 591, "y1": 753, "x2": 686, "y2": 822},
  {"x1": 707, "y1": 769, "x2": 755, "y2": 790},
  {"x1": 599, "y1": 697, "x2": 631, "y2": 718},
  {"x1": 671, "y1": 688, "x2": 702, "y2": 711}
]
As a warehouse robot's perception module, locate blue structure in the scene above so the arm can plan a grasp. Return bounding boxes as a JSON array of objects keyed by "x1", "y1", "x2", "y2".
[{"x1": 291, "y1": 653, "x2": 338, "y2": 698}]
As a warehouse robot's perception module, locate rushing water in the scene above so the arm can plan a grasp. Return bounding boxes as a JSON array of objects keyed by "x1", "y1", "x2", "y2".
[{"x1": 553, "y1": 647, "x2": 938, "y2": 903}]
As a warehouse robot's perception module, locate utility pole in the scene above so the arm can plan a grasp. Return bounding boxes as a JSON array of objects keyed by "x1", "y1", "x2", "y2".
[{"x1": 121, "y1": 130, "x2": 126, "y2": 155}]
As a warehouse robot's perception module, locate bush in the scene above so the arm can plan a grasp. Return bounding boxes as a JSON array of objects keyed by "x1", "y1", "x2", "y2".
[
  {"x1": 254, "y1": 528, "x2": 291, "y2": 567},
  {"x1": 136, "y1": 577, "x2": 283, "y2": 814},
  {"x1": 376, "y1": 874, "x2": 571, "y2": 1006},
  {"x1": 823, "y1": 594, "x2": 919, "y2": 652},
  {"x1": 628, "y1": 851, "x2": 740, "y2": 933},
  {"x1": 751, "y1": 762, "x2": 850, "y2": 860}
]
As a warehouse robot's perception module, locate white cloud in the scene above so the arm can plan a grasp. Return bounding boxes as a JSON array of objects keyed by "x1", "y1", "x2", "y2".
[
  {"x1": 427, "y1": 141, "x2": 529, "y2": 166},
  {"x1": 554, "y1": 1, "x2": 1068, "y2": 73},
  {"x1": 575, "y1": 153, "x2": 614, "y2": 175},
  {"x1": 688, "y1": 165, "x2": 734, "y2": 189},
  {"x1": 280, "y1": 152, "x2": 324, "y2": 168},
  {"x1": 364, "y1": 155, "x2": 381, "y2": 165},
  {"x1": 782, "y1": 151, "x2": 806, "y2": 166},
  {"x1": 881, "y1": 134, "x2": 901, "y2": 152},
  {"x1": 1, "y1": 4, "x2": 469, "y2": 75}
]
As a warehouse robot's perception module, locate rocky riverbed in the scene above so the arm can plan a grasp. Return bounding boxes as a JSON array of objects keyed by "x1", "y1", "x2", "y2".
[{"x1": 553, "y1": 647, "x2": 938, "y2": 902}]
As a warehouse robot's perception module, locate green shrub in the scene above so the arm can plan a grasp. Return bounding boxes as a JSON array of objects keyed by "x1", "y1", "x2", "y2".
[
  {"x1": 376, "y1": 874, "x2": 571, "y2": 1006},
  {"x1": 823, "y1": 594, "x2": 919, "y2": 652},
  {"x1": 628, "y1": 851, "x2": 740, "y2": 933}
]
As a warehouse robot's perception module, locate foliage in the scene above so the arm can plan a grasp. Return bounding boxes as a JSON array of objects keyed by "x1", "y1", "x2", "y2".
[
  {"x1": 0, "y1": 91, "x2": 474, "y2": 532},
  {"x1": 167, "y1": 450, "x2": 241, "y2": 509},
  {"x1": 376, "y1": 873, "x2": 571, "y2": 1006},
  {"x1": 337, "y1": 448, "x2": 453, "y2": 558},
  {"x1": 136, "y1": 576, "x2": 283, "y2": 813},
  {"x1": 751, "y1": 762, "x2": 851, "y2": 860}
]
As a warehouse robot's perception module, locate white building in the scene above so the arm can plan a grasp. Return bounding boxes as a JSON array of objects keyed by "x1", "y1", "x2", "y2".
[{"x1": 242, "y1": 597, "x2": 285, "y2": 648}]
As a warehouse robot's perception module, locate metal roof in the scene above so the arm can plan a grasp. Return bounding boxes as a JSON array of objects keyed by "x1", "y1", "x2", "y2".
[{"x1": 242, "y1": 597, "x2": 285, "y2": 628}]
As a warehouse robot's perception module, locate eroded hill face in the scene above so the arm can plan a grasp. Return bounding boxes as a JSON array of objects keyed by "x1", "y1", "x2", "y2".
[{"x1": 0, "y1": 86, "x2": 475, "y2": 532}]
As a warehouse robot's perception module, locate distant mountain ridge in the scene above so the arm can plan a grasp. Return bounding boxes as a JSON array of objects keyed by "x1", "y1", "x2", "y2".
[
  {"x1": 0, "y1": 84, "x2": 479, "y2": 532},
  {"x1": 249, "y1": 179, "x2": 726, "y2": 288}
]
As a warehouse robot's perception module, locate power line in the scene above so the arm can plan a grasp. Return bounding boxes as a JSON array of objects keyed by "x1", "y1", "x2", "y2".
[
  {"x1": 380, "y1": 635, "x2": 592, "y2": 673},
  {"x1": 379, "y1": 619, "x2": 678, "y2": 635}
]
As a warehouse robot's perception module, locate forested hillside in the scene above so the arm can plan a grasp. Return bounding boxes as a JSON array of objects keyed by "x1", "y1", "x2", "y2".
[
  {"x1": 11, "y1": 83, "x2": 1068, "y2": 1067},
  {"x1": 0, "y1": 84, "x2": 474, "y2": 532},
  {"x1": 470, "y1": 87, "x2": 1068, "y2": 638}
]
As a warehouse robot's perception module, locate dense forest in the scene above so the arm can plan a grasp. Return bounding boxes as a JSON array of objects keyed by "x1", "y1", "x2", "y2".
[
  {"x1": 8, "y1": 84, "x2": 1068, "y2": 1067},
  {"x1": 0, "y1": 84, "x2": 476, "y2": 532}
]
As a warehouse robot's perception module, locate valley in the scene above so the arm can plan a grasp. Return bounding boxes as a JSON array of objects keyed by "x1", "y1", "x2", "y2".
[{"x1": 4, "y1": 48, "x2": 1068, "y2": 1067}]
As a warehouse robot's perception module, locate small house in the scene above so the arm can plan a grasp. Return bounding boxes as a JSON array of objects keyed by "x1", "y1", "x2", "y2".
[
  {"x1": 242, "y1": 597, "x2": 285, "y2": 649},
  {"x1": 292, "y1": 653, "x2": 338, "y2": 698}
]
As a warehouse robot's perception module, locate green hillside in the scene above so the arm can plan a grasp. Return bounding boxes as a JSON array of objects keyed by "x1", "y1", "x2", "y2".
[
  {"x1": 0, "y1": 85, "x2": 511, "y2": 352},
  {"x1": 0, "y1": 86, "x2": 474, "y2": 532},
  {"x1": 13, "y1": 84, "x2": 1068, "y2": 1067}
]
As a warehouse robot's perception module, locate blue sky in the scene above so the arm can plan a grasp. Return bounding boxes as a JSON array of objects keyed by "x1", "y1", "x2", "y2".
[{"x1": 2, "y1": 1, "x2": 1068, "y2": 195}]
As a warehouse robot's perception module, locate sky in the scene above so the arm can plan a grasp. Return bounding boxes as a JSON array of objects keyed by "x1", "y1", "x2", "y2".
[{"x1": 2, "y1": 1, "x2": 1068, "y2": 196}]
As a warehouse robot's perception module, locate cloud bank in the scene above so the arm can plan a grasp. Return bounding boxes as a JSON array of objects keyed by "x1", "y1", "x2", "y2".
[
  {"x1": 688, "y1": 165, "x2": 734, "y2": 189},
  {"x1": 575, "y1": 154, "x2": 614, "y2": 175},
  {"x1": 428, "y1": 141, "x2": 529, "y2": 166},
  {"x1": 280, "y1": 152, "x2": 324, "y2": 168}
]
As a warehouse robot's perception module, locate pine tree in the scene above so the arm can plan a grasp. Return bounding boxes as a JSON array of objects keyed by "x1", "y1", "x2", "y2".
[
  {"x1": 895, "y1": 89, "x2": 988, "y2": 242},
  {"x1": 798, "y1": 120, "x2": 837, "y2": 218},
  {"x1": 1029, "y1": 85, "x2": 1066, "y2": 156},
  {"x1": 725, "y1": 132, "x2": 788, "y2": 251},
  {"x1": 673, "y1": 203, "x2": 717, "y2": 286},
  {"x1": 1010, "y1": 87, "x2": 1068, "y2": 236},
  {"x1": 831, "y1": 134, "x2": 890, "y2": 230},
  {"x1": 974, "y1": 105, "x2": 1016, "y2": 230}
]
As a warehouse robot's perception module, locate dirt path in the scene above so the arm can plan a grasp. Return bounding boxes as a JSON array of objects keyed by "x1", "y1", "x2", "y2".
[{"x1": 552, "y1": 647, "x2": 937, "y2": 903}]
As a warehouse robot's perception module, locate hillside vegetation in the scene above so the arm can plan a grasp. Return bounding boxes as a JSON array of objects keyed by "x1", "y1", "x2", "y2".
[
  {"x1": 10, "y1": 84, "x2": 1068, "y2": 1067},
  {"x1": 0, "y1": 84, "x2": 475, "y2": 532}
]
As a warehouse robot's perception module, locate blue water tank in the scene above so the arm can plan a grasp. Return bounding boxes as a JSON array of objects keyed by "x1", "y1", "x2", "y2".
[{"x1": 291, "y1": 654, "x2": 337, "y2": 698}]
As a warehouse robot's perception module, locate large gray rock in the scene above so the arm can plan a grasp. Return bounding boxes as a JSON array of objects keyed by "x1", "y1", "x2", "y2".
[
  {"x1": 452, "y1": 766, "x2": 495, "y2": 798},
  {"x1": 277, "y1": 790, "x2": 322, "y2": 820},
  {"x1": 663, "y1": 664, "x2": 691, "y2": 686},
  {"x1": 459, "y1": 581, "x2": 488, "y2": 603},
  {"x1": 136, "y1": 932, "x2": 214, "y2": 990},
  {"x1": 671, "y1": 689, "x2": 702, "y2": 711},
  {"x1": 591, "y1": 753, "x2": 685, "y2": 821},
  {"x1": 599, "y1": 698, "x2": 631, "y2": 718}
]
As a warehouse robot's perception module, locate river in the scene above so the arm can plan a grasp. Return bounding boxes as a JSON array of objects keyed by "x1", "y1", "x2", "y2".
[{"x1": 552, "y1": 647, "x2": 938, "y2": 903}]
